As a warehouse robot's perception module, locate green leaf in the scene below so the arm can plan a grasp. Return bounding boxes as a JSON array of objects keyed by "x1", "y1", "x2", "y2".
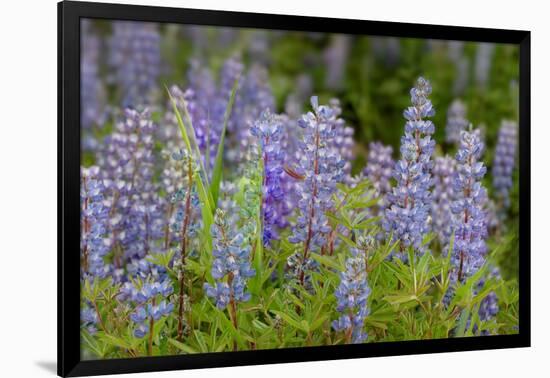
[
  {"x1": 384, "y1": 294, "x2": 418, "y2": 306},
  {"x1": 210, "y1": 77, "x2": 239, "y2": 206},
  {"x1": 311, "y1": 254, "x2": 342, "y2": 271},
  {"x1": 81, "y1": 330, "x2": 105, "y2": 358},
  {"x1": 168, "y1": 338, "x2": 198, "y2": 354},
  {"x1": 194, "y1": 330, "x2": 209, "y2": 353},
  {"x1": 310, "y1": 315, "x2": 328, "y2": 332},
  {"x1": 455, "y1": 308, "x2": 471, "y2": 337},
  {"x1": 98, "y1": 333, "x2": 132, "y2": 350},
  {"x1": 271, "y1": 310, "x2": 308, "y2": 332}
]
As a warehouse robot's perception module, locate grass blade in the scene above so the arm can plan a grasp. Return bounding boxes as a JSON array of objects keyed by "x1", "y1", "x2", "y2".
[
  {"x1": 166, "y1": 86, "x2": 214, "y2": 245},
  {"x1": 210, "y1": 77, "x2": 240, "y2": 206}
]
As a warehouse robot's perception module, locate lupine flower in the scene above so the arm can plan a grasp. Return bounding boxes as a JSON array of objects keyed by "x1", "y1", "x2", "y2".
[
  {"x1": 449, "y1": 128, "x2": 488, "y2": 282},
  {"x1": 445, "y1": 100, "x2": 468, "y2": 144},
  {"x1": 432, "y1": 156, "x2": 457, "y2": 246},
  {"x1": 217, "y1": 181, "x2": 241, "y2": 227},
  {"x1": 81, "y1": 166, "x2": 110, "y2": 278},
  {"x1": 121, "y1": 277, "x2": 174, "y2": 339},
  {"x1": 166, "y1": 148, "x2": 201, "y2": 340},
  {"x1": 447, "y1": 42, "x2": 469, "y2": 96},
  {"x1": 81, "y1": 306, "x2": 99, "y2": 334},
  {"x1": 288, "y1": 96, "x2": 346, "y2": 285},
  {"x1": 126, "y1": 257, "x2": 167, "y2": 281},
  {"x1": 81, "y1": 20, "x2": 105, "y2": 138},
  {"x1": 332, "y1": 249, "x2": 371, "y2": 344},
  {"x1": 204, "y1": 209, "x2": 256, "y2": 309},
  {"x1": 108, "y1": 21, "x2": 162, "y2": 107},
  {"x1": 166, "y1": 148, "x2": 201, "y2": 254},
  {"x1": 478, "y1": 267, "x2": 500, "y2": 323},
  {"x1": 493, "y1": 120, "x2": 518, "y2": 210},
  {"x1": 323, "y1": 35, "x2": 351, "y2": 90},
  {"x1": 98, "y1": 109, "x2": 163, "y2": 267},
  {"x1": 474, "y1": 43, "x2": 495, "y2": 89},
  {"x1": 364, "y1": 142, "x2": 394, "y2": 211},
  {"x1": 330, "y1": 99, "x2": 355, "y2": 181},
  {"x1": 250, "y1": 110, "x2": 287, "y2": 245},
  {"x1": 383, "y1": 77, "x2": 436, "y2": 255},
  {"x1": 129, "y1": 297, "x2": 174, "y2": 338}
]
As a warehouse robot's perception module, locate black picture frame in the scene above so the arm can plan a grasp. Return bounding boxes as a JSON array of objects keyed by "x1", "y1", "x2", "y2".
[{"x1": 58, "y1": 1, "x2": 531, "y2": 376}]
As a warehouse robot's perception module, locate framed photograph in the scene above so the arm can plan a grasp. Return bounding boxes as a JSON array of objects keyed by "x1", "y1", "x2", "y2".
[{"x1": 58, "y1": 0, "x2": 530, "y2": 376}]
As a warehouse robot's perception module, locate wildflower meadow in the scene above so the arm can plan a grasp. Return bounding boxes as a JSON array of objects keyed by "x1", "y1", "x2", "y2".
[{"x1": 80, "y1": 20, "x2": 520, "y2": 359}]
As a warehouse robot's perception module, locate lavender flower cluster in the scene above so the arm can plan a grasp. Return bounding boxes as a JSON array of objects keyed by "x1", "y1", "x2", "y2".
[
  {"x1": 449, "y1": 129, "x2": 488, "y2": 282},
  {"x1": 81, "y1": 20, "x2": 105, "y2": 134},
  {"x1": 288, "y1": 97, "x2": 346, "y2": 283},
  {"x1": 250, "y1": 110, "x2": 287, "y2": 245},
  {"x1": 98, "y1": 109, "x2": 165, "y2": 267},
  {"x1": 108, "y1": 21, "x2": 162, "y2": 107},
  {"x1": 364, "y1": 142, "x2": 394, "y2": 211},
  {"x1": 383, "y1": 77, "x2": 436, "y2": 254},
  {"x1": 204, "y1": 209, "x2": 256, "y2": 309},
  {"x1": 120, "y1": 279, "x2": 174, "y2": 338},
  {"x1": 445, "y1": 99, "x2": 468, "y2": 145},
  {"x1": 80, "y1": 166, "x2": 109, "y2": 279},
  {"x1": 493, "y1": 120, "x2": 518, "y2": 210},
  {"x1": 432, "y1": 156, "x2": 456, "y2": 246},
  {"x1": 332, "y1": 249, "x2": 370, "y2": 343}
]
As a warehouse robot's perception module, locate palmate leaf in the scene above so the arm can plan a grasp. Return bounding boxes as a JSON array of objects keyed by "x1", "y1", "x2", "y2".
[{"x1": 210, "y1": 77, "x2": 240, "y2": 206}]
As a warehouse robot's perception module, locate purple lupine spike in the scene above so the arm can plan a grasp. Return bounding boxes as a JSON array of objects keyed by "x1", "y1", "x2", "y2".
[
  {"x1": 445, "y1": 99, "x2": 469, "y2": 144},
  {"x1": 364, "y1": 142, "x2": 394, "y2": 211},
  {"x1": 323, "y1": 35, "x2": 351, "y2": 90},
  {"x1": 329, "y1": 99, "x2": 355, "y2": 181},
  {"x1": 81, "y1": 20, "x2": 105, "y2": 139},
  {"x1": 250, "y1": 110, "x2": 287, "y2": 246},
  {"x1": 478, "y1": 267, "x2": 501, "y2": 322},
  {"x1": 108, "y1": 21, "x2": 162, "y2": 107},
  {"x1": 474, "y1": 43, "x2": 495, "y2": 88},
  {"x1": 124, "y1": 278, "x2": 174, "y2": 338},
  {"x1": 474, "y1": 43, "x2": 495, "y2": 89},
  {"x1": 383, "y1": 77, "x2": 436, "y2": 255},
  {"x1": 432, "y1": 156, "x2": 456, "y2": 246},
  {"x1": 447, "y1": 42, "x2": 470, "y2": 96},
  {"x1": 204, "y1": 209, "x2": 256, "y2": 309},
  {"x1": 450, "y1": 128, "x2": 488, "y2": 283},
  {"x1": 97, "y1": 108, "x2": 163, "y2": 268},
  {"x1": 492, "y1": 120, "x2": 518, "y2": 210},
  {"x1": 332, "y1": 248, "x2": 371, "y2": 344},
  {"x1": 288, "y1": 96, "x2": 346, "y2": 286},
  {"x1": 81, "y1": 306, "x2": 99, "y2": 334},
  {"x1": 81, "y1": 166, "x2": 111, "y2": 279}
]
